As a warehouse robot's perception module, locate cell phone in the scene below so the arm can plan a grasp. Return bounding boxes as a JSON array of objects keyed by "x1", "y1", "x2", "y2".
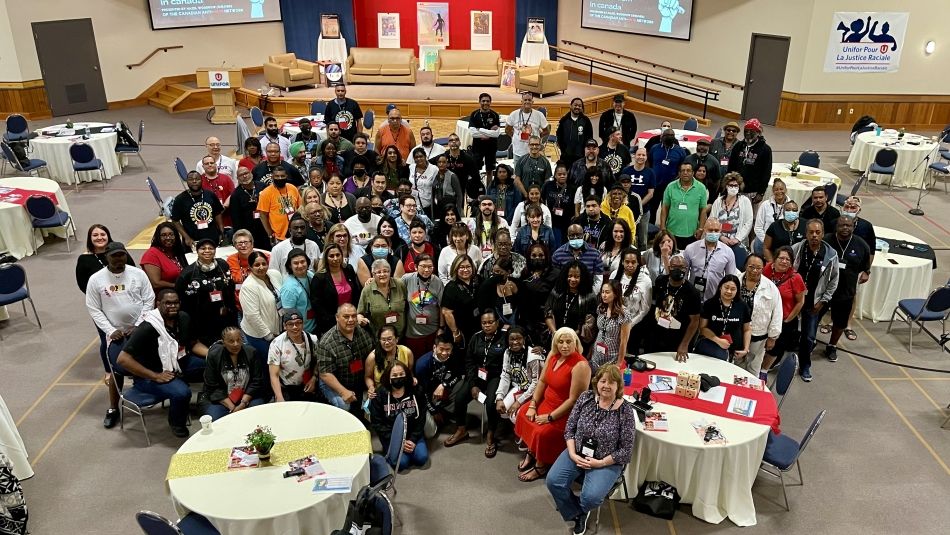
[{"x1": 888, "y1": 258, "x2": 899, "y2": 265}]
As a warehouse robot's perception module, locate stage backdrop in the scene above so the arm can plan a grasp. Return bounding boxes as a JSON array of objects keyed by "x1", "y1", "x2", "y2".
[
  {"x1": 279, "y1": 0, "x2": 357, "y2": 62},
  {"x1": 354, "y1": 0, "x2": 516, "y2": 58},
  {"x1": 515, "y1": 0, "x2": 558, "y2": 60}
]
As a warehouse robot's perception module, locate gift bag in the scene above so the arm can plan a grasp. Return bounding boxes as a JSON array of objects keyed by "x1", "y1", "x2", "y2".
[{"x1": 632, "y1": 480, "x2": 680, "y2": 520}]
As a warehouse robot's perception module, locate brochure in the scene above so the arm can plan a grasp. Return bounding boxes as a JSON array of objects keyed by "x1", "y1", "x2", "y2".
[
  {"x1": 697, "y1": 385, "x2": 726, "y2": 404},
  {"x1": 647, "y1": 375, "x2": 675, "y2": 393},
  {"x1": 733, "y1": 375, "x2": 765, "y2": 391},
  {"x1": 727, "y1": 396, "x2": 757, "y2": 418},
  {"x1": 288, "y1": 454, "x2": 327, "y2": 482},
  {"x1": 227, "y1": 446, "x2": 260, "y2": 470},
  {"x1": 313, "y1": 475, "x2": 353, "y2": 493},
  {"x1": 643, "y1": 411, "x2": 668, "y2": 431}
]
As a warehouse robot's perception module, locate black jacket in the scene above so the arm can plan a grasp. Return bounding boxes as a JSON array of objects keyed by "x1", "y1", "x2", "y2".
[
  {"x1": 598, "y1": 109, "x2": 638, "y2": 146},
  {"x1": 727, "y1": 138, "x2": 773, "y2": 196},
  {"x1": 370, "y1": 387, "x2": 426, "y2": 444},
  {"x1": 202, "y1": 342, "x2": 266, "y2": 403},
  {"x1": 310, "y1": 266, "x2": 362, "y2": 335}
]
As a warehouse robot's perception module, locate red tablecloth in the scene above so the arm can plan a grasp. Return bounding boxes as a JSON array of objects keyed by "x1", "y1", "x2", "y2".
[
  {"x1": 0, "y1": 187, "x2": 58, "y2": 207},
  {"x1": 623, "y1": 367, "x2": 781, "y2": 435}
]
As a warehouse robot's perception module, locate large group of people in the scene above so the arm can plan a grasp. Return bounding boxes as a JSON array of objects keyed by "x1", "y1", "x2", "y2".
[{"x1": 74, "y1": 87, "x2": 876, "y2": 534}]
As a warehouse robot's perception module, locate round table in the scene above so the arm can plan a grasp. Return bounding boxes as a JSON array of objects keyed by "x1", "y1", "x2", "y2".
[
  {"x1": 167, "y1": 402, "x2": 370, "y2": 535},
  {"x1": 455, "y1": 114, "x2": 509, "y2": 150},
  {"x1": 280, "y1": 115, "x2": 327, "y2": 139},
  {"x1": 769, "y1": 163, "x2": 842, "y2": 207},
  {"x1": 621, "y1": 353, "x2": 777, "y2": 526},
  {"x1": 636, "y1": 128, "x2": 712, "y2": 153},
  {"x1": 847, "y1": 130, "x2": 940, "y2": 189},
  {"x1": 31, "y1": 122, "x2": 124, "y2": 185},
  {"x1": 0, "y1": 393, "x2": 32, "y2": 481},
  {"x1": 0, "y1": 176, "x2": 73, "y2": 258},
  {"x1": 855, "y1": 226, "x2": 934, "y2": 322}
]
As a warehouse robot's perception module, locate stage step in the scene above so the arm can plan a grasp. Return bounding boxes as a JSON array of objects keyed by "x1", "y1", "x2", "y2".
[{"x1": 147, "y1": 83, "x2": 211, "y2": 114}]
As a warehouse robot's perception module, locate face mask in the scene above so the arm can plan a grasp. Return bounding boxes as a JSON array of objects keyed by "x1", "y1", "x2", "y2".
[
  {"x1": 841, "y1": 211, "x2": 858, "y2": 220},
  {"x1": 389, "y1": 377, "x2": 406, "y2": 389},
  {"x1": 529, "y1": 259, "x2": 546, "y2": 270},
  {"x1": 784, "y1": 211, "x2": 799, "y2": 223},
  {"x1": 372, "y1": 207, "x2": 383, "y2": 215},
  {"x1": 727, "y1": 186, "x2": 740, "y2": 196},
  {"x1": 372, "y1": 247, "x2": 389, "y2": 258},
  {"x1": 354, "y1": 169, "x2": 366, "y2": 178},
  {"x1": 272, "y1": 179, "x2": 287, "y2": 188},
  {"x1": 705, "y1": 232, "x2": 721, "y2": 243},
  {"x1": 669, "y1": 268, "x2": 686, "y2": 282},
  {"x1": 569, "y1": 238, "x2": 585, "y2": 249},
  {"x1": 662, "y1": 137, "x2": 674, "y2": 147}
]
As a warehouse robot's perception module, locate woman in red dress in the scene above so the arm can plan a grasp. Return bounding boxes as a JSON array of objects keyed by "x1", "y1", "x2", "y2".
[{"x1": 514, "y1": 327, "x2": 592, "y2": 482}]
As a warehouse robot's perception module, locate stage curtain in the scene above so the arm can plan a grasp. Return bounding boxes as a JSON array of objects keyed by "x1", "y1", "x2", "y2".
[
  {"x1": 515, "y1": 0, "x2": 558, "y2": 60},
  {"x1": 278, "y1": 0, "x2": 356, "y2": 62}
]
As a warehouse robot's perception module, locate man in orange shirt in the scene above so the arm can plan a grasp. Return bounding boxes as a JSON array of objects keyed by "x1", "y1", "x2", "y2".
[
  {"x1": 256, "y1": 167, "x2": 301, "y2": 245},
  {"x1": 374, "y1": 107, "x2": 416, "y2": 159}
]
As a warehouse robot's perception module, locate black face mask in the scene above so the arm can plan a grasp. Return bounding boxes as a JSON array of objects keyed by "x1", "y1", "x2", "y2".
[
  {"x1": 357, "y1": 210, "x2": 372, "y2": 222},
  {"x1": 273, "y1": 179, "x2": 287, "y2": 188},
  {"x1": 389, "y1": 377, "x2": 406, "y2": 389},
  {"x1": 354, "y1": 169, "x2": 366, "y2": 178},
  {"x1": 529, "y1": 259, "x2": 546, "y2": 270},
  {"x1": 669, "y1": 268, "x2": 686, "y2": 282}
]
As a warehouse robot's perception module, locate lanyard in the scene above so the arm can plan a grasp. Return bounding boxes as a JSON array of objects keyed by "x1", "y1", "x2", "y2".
[
  {"x1": 835, "y1": 236, "x2": 853, "y2": 261},
  {"x1": 563, "y1": 293, "x2": 578, "y2": 324},
  {"x1": 701, "y1": 247, "x2": 717, "y2": 277},
  {"x1": 740, "y1": 275, "x2": 758, "y2": 311},
  {"x1": 295, "y1": 275, "x2": 311, "y2": 299},
  {"x1": 801, "y1": 245, "x2": 823, "y2": 274},
  {"x1": 287, "y1": 335, "x2": 309, "y2": 367},
  {"x1": 719, "y1": 300, "x2": 733, "y2": 331},
  {"x1": 483, "y1": 332, "x2": 497, "y2": 365}
]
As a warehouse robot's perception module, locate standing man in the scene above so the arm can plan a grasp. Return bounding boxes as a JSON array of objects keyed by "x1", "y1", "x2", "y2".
[
  {"x1": 682, "y1": 217, "x2": 737, "y2": 301},
  {"x1": 317, "y1": 303, "x2": 375, "y2": 417},
  {"x1": 270, "y1": 215, "x2": 321, "y2": 272},
  {"x1": 660, "y1": 162, "x2": 708, "y2": 250},
  {"x1": 344, "y1": 197, "x2": 381, "y2": 248},
  {"x1": 252, "y1": 142, "x2": 304, "y2": 186},
  {"x1": 727, "y1": 118, "x2": 773, "y2": 204},
  {"x1": 172, "y1": 171, "x2": 225, "y2": 249},
  {"x1": 194, "y1": 136, "x2": 238, "y2": 179},
  {"x1": 684, "y1": 138, "x2": 720, "y2": 186},
  {"x1": 200, "y1": 155, "x2": 235, "y2": 225},
  {"x1": 505, "y1": 92, "x2": 549, "y2": 169},
  {"x1": 406, "y1": 125, "x2": 446, "y2": 165},
  {"x1": 342, "y1": 133, "x2": 379, "y2": 177},
  {"x1": 832, "y1": 196, "x2": 875, "y2": 341},
  {"x1": 469, "y1": 93, "x2": 501, "y2": 178},
  {"x1": 820, "y1": 217, "x2": 870, "y2": 363},
  {"x1": 260, "y1": 116, "x2": 291, "y2": 161},
  {"x1": 324, "y1": 84, "x2": 363, "y2": 142},
  {"x1": 230, "y1": 167, "x2": 270, "y2": 250},
  {"x1": 710, "y1": 121, "x2": 740, "y2": 178},
  {"x1": 599, "y1": 126, "x2": 631, "y2": 177},
  {"x1": 791, "y1": 219, "x2": 839, "y2": 382},
  {"x1": 401, "y1": 254, "x2": 444, "y2": 358},
  {"x1": 569, "y1": 140, "x2": 614, "y2": 187},
  {"x1": 598, "y1": 94, "x2": 638, "y2": 147},
  {"x1": 647, "y1": 254, "x2": 702, "y2": 362},
  {"x1": 257, "y1": 167, "x2": 302, "y2": 244},
  {"x1": 513, "y1": 135, "x2": 552, "y2": 196},
  {"x1": 556, "y1": 98, "x2": 594, "y2": 168},
  {"x1": 375, "y1": 107, "x2": 416, "y2": 160},
  {"x1": 650, "y1": 128, "x2": 688, "y2": 207},
  {"x1": 293, "y1": 117, "x2": 322, "y2": 154},
  {"x1": 438, "y1": 133, "x2": 479, "y2": 205}
]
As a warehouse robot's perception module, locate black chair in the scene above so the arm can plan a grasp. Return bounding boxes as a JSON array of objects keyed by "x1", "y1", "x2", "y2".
[
  {"x1": 573, "y1": 465, "x2": 629, "y2": 534},
  {"x1": 0, "y1": 263, "x2": 42, "y2": 340},
  {"x1": 758, "y1": 410, "x2": 826, "y2": 511},
  {"x1": 135, "y1": 510, "x2": 219, "y2": 535},
  {"x1": 363, "y1": 109, "x2": 375, "y2": 140},
  {"x1": 798, "y1": 150, "x2": 820, "y2": 168},
  {"x1": 3, "y1": 114, "x2": 30, "y2": 143},
  {"x1": 868, "y1": 148, "x2": 898, "y2": 189},
  {"x1": 25, "y1": 194, "x2": 77, "y2": 253},
  {"x1": 495, "y1": 134, "x2": 513, "y2": 160},
  {"x1": 69, "y1": 142, "x2": 107, "y2": 191},
  {"x1": 836, "y1": 174, "x2": 867, "y2": 205},
  {"x1": 310, "y1": 100, "x2": 326, "y2": 116},
  {"x1": 684, "y1": 117, "x2": 698, "y2": 131},
  {"x1": 115, "y1": 120, "x2": 147, "y2": 169},
  {"x1": 887, "y1": 285, "x2": 950, "y2": 351}
]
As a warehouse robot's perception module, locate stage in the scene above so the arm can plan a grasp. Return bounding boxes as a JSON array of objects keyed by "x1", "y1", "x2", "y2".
[{"x1": 234, "y1": 71, "x2": 624, "y2": 120}]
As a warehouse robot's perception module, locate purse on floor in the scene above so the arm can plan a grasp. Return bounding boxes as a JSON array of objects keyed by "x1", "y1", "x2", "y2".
[{"x1": 632, "y1": 480, "x2": 680, "y2": 520}]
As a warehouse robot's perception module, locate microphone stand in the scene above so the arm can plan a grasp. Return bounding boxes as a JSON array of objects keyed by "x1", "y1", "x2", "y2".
[{"x1": 908, "y1": 142, "x2": 940, "y2": 216}]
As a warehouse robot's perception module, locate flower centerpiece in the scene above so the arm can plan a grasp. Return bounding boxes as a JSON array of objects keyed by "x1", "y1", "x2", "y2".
[
  {"x1": 790, "y1": 160, "x2": 800, "y2": 177},
  {"x1": 898, "y1": 128, "x2": 905, "y2": 141},
  {"x1": 246, "y1": 425, "x2": 276, "y2": 460}
]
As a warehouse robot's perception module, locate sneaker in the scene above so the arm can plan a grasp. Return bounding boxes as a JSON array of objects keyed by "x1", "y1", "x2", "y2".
[
  {"x1": 170, "y1": 425, "x2": 190, "y2": 438},
  {"x1": 826, "y1": 345, "x2": 838, "y2": 362},
  {"x1": 103, "y1": 408, "x2": 119, "y2": 429},
  {"x1": 800, "y1": 368, "x2": 813, "y2": 382},
  {"x1": 573, "y1": 511, "x2": 590, "y2": 535},
  {"x1": 516, "y1": 437, "x2": 528, "y2": 452}
]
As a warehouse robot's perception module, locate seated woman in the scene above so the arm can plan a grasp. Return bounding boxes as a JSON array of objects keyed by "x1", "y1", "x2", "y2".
[
  {"x1": 365, "y1": 325, "x2": 414, "y2": 399},
  {"x1": 267, "y1": 311, "x2": 320, "y2": 402},
  {"x1": 546, "y1": 364, "x2": 635, "y2": 535},
  {"x1": 695, "y1": 274, "x2": 752, "y2": 361},
  {"x1": 370, "y1": 361, "x2": 429, "y2": 471},
  {"x1": 513, "y1": 204, "x2": 556, "y2": 257},
  {"x1": 358, "y1": 234, "x2": 400, "y2": 286},
  {"x1": 495, "y1": 326, "x2": 544, "y2": 426},
  {"x1": 200, "y1": 326, "x2": 267, "y2": 420},
  {"x1": 514, "y1": 327, "x2": 592, "y2": 482},
  {"x1": 140, "y1": 222, "x2": 186, "y2": 291}
]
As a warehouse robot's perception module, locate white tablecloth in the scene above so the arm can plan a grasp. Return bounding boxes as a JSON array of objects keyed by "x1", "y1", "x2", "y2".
[
  {"x1": 0, "y1": 176, "x2": 73, "y2": 258},
  {"x1": 456, "y1": 114, "x2": 509, "y2": 150},
  {"x1": 520, "y1": 36, "x2": 550, "y2": 67},
  {"x1": 0, "y1": 393, "x2": 32, "y2": 481},
  {"x1": 847, "y1": 130, "x2": 939, "y2": 190},
  {"x1": 620, "y1": 353, "x2": 774, "y2": 526},
  {"x1": 855, "y1": 226, "x2": 934, "y2": 322},
  {"x1": 167, "y1": 402, "x2": 369, "y2": 535},
  {"x1": 769, "y1": 163, "x2": 842, "y2": 207},
  {"x1": 317, "y1": 37, "x2": 348, "y2": 71},
  {"x1": 280, "y1": 115, "x2": 327, "y2": 139},
  {"x1": 636, "y1": 128, "x2": 712, "y2": 154},
  {"x1": 31, "y1": 122, "x2": 124, "y2": 185}
]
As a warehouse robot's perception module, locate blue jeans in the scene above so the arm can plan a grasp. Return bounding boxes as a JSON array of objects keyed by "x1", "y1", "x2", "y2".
[
  {"x1": 546, "y1": 449, "x2": 623, "y2": 522},
  {"x1": 319, "y1": 380, "x2": 351, "y2": 410},
  {"x1": 387, "y1": 433, "x2": 429, "y2": 471},
  {"x1": 694, "y1": 337, "x2": 729, "y2": 360},
  {"x1": 728, "y1": 242, "x2": 748, "y2": 271},
  {"x1": 797, "y1": 304, "x2": 821, "y2": 372},
  {"x1": 203, "y1": 398, "x2": 266, "y2": 421},
  {"x1": 751, "y1": 237, "x2": 764, "y2": 257},
  {"x1": 244, "y1": 334, "x2": 271, "y2": 369},
  {"x1": 131, "y1": 354, "x2": 206, "y2": 427}
]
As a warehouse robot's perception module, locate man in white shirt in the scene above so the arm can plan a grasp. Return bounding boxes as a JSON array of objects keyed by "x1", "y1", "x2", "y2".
[
  {"x1": 260, "y1": 116, "x2": 291, "y2": 161},
  {"x1": 85, "y1": 242, "x2": 155, "y2": 429},
  {"x1": 270, "y1": 215, "x2": 321, "y2": 272},
  {"x1": 405, "y1": 125, "x2": 446, "y2": 165},
  {"x1": 505, "y1": 92, "x2": 550, "y2": 168},
  {"x1": 194, "y1": 136, "x2": 237, "y2": 180},
  {"x1": 344, "y1": 197, "x2": 381, "y2": 248}
]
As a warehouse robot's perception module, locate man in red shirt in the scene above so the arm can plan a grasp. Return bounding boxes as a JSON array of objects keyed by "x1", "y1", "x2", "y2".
[{"x1": 201, "y1": 155, "x2": 235, "y2": 228}]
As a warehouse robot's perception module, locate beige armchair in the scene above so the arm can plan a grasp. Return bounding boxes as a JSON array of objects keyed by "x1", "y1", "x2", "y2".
[
  {"x1": 264, "y1": 53, "x2": 320, "y2": 91},
  {"x1": 515, "y1": 60, "x2": 569, "y2": 97}
]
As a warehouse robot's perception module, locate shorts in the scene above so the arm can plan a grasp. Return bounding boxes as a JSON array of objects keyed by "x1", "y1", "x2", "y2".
[{"x1": 827, "y1": 297, "x2": 854, "y2": 329}]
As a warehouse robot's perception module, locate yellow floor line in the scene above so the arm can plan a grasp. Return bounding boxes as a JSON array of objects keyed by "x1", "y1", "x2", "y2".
[
  {"x1": 874, "y1": 190, "x2": 950, "y2": 248},
  {"x1": 126, "y1": 216, "x2": 165, "y2": 249},
  {"x1": 16, "y1": 337, "x2": 96, "y2": 426},
  {"x1": 609, "y1": 499, "x2": 621, "y2": 535},
  {"x1": 667, "y1": 519, "x2": 677, "y2": 535},
  {"x1": 872, "y1": 377, "x2": 950, "y2": 381},
  {"x1": 54, "y1": 382, "x2": 101, "y2": 386},
  {"x1": 31, "y1": 385, "x2": 100, "y2": 465}
]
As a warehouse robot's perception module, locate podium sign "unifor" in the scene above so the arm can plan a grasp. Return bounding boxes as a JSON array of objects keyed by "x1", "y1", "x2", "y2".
[{"x1": 209, "y1": 70, "x2": 231, "y2": 89}]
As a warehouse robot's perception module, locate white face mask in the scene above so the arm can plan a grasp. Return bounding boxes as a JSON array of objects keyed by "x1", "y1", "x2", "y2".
[{"x1": 727, "y1": 186, "x2": 740, "y2": 196}]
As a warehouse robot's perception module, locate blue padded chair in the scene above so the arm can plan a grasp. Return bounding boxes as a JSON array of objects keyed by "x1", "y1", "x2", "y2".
[
  {"x1": 798, "y1": 150, "x2": 820, "y2": 168},
  {"x1": 145, "y1": 177, "x2": 170, "y2": 219},
  {"x1": 249, "y1": 106, "x2": 264, "y2": 128},
  {"x1": 836, "y1": 174, "x2": 867, "y2": 206},
  {"x1": 135, "y1": 510, "x2": 220, "y2": 535},
  {"x1": 773, "y1": 353, "x2": 798, "y2": 411},
  {"x1": 106, "y1": 353, "x2": 163, "y2": 446},
  {"x1": 0, "y1": 140, "x2": 48, "y2": 178},
  {"x1": 386, "y1": 103, "x2": 397, "y2": 114},
  {"x1": 886, "y1": 285, "x2": 950, "y2": 351},
  {"x1": 174, "y1": 157, "x2": 189, "y2": 186},
  {"x1": 363, "y1": 109, "x2": 375, "y2": 138},
  {"x1": 369, "y1": 453, "x2": 393, "y2": 487},
  {"x1": 758, "y1": 410, "x2": 826, "y2": 511},
  {"x1": 928, "y1": 162, "x2": 949, "y2": 193},
  {"x1": 69, "y1": 142, "x2": 107, "y2": 191},
  {"x1": 310, "y1": 100, "x2": 326, "y2": 116},
  {"x1": 537, "y1": 106, "x2": 547, "y2": 117},
  {"x1": 3, "y1": 114, "x2": 29, "y2": 142},
  {"x1": 25, "y1": 194, "x2": 77, "y2": 253},
  {"x1": 385, "y1": 412, "x2": 407, "y2": 492},
  {"x1": 868, "y1": 148, "x2": 898, "y2": 189},
  {"x1": 0, "y1": 263, "x2": 42, "y2": 340},
  {"x1": 684, "y1": 117, "x2": 698, "y2": 131},
  {"x1": 433, "y1": 137, "x2": 450, "y2": 146},
  {"x1": 115, "y1": 120, "x2": 147, "y2": 169}
]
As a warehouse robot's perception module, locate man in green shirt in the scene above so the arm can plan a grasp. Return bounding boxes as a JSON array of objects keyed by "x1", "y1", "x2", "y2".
[{"x1": 660, "y1": 162, "x2": 708, "y2": 250}]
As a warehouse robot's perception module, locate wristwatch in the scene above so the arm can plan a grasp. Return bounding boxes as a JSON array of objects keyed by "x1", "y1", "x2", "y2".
[{"x1": 547, "y1": 414, "x2": 554, "y2": 423}]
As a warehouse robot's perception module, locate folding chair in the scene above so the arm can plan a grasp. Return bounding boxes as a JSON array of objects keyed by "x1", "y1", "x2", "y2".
[
  {"x1": 773, "y1": 353, "x2": 797, "y2": 411},
  {"x1": 886, "y1": 286, "x2": 950, "y2": 351},
  {"x1": 385, "y1": 412, "x2": 407, "y2": 494},
  {"x1": 798, "y1": 150, "x2": 820, "y2": 168},
  {"x1": 0, "y1": 263, "x2": 42, "y2": 340},
  {"x1": 868, "y1": 148, "x2": 898, "y2": 189},
  {"x1": 758, "y1": 410, "x2": 826, "y2": 511},
  {"x1": 573, "y1": 465, "x2": 629, "y2": 534},
  {"x1": 683, "y1": 117, "x2": 698, "y2": 131},
  {"x1": 106, "y1": 354, "x2": 163, "y2": 446},
  {"x1": 135, "y1": 510, "x2": 219, "y2": 535},
  {"x1": 115, "y1": 120, "x2": 147, "y2": 169},
  {"x1": 24, "y1": 194, "x2": 77, "y2": 252},
  {"x1": 69, "y1": 142, "x2": 107, "y2": 191},
  {"x1": 310, "y1": 100, "x2": 326, "y2": 116}
]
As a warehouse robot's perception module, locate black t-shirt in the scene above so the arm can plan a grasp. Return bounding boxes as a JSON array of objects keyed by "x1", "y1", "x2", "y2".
[
  {"x1": 765, "y1": 220, "x2": 806, "y2": 253},
  {"x1": 700, "y1": 297, "x2": 751, "y2": 350},
  {"x1": 574, "y1": 214, "x2": 612, "y2": 247},
  {"x1": 251, "y1": 160, "x2": 304, "y2": 187},
  {"x1": 825, "y1": 232, "x2": 871, "y2": 300},
  {"x1": 798, "y1": 243, "x2": 826, "y2": 307},
  {"x1": 325, "y1": 99, "x2": 364, "y2": 141},
  {"x1": 172, "y1": 189, "x2": 223, "y2": 243},
  {"x1": 599, "y1": 142, "x2": 632, "y2": 176},
  {"x1": 342, "y1": 149, "x2": 379, "y2": 177},
  {"x1": 541, "y1": 181, "x2": 576, "y2": 232},
  {"x1": 123, "y1": 312, "x2": 194, "y2": 374},
  {"x1": 650, "y1": 275, "x2": 702, "y2": 351},
  {"x1": 442, "y1": 279, "x2": 481, "y2": 340},
  {"x1": 800, "y1": 204, "x2": 840, "y2": 231},
  {"x1": 468, "y1": 109, "x2": 501, "y2": 147}
]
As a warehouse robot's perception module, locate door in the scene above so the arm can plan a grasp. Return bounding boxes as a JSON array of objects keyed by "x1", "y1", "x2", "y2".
[
  {"x1": 741, "y1": 34, "x2": 790, "y2": 125},
  {"x1": 32, "y1": 19, "x2": 107, "y2": 117}
]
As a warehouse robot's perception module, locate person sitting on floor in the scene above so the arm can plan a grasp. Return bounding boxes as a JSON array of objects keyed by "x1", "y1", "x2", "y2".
[
  {"x1": 414, "y1": 333, "x2": 466, "y2": 430},
  {"x1": 370, "y1": 361, "x2": 430, "y2": 471},
  {"x1": 199, "y1": 326, "x2": 267, "y2": 421}
]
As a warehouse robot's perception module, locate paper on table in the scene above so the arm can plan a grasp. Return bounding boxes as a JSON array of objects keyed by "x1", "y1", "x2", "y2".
[
  {"x1": 313, "y1": 475, "x2": 353, "y2": 493},
  {"x1": 697, "y1": 385, "x2": 726, "y2": 404},
  {"x1": 476, "y1": 391, "x2": 487, "y2": 403},
  {"x1": 647, "y1": 375, "x2": 675, "y2": 393},
  {"x1": 727, "y1": 395, "x2": 757, "y2": 417}
]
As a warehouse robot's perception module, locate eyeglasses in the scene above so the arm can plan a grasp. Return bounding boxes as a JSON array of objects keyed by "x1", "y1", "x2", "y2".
[
  {"x1": 234, "y1": 240, "x2": 252, "y2": 246},
  {"x1": 568, "y1": 234, "x2": 583, "y2": 239},
  {"x1": 380, "y1": 337, "x2": 396, "y2": 343},
  {"x1": 746, "y1": 265, "x2": 763, "y2": 271}
]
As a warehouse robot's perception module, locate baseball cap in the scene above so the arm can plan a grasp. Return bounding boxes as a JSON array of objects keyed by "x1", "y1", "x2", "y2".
[
  {"x1": 585, "y1": 139, "x2": 599, "y2": 148},
  {"x1": 696, "y1": 138, "x2": 711, "y2": 146},
  {"x1": 194, "y1": 237, "x2": 217, "y2": 249},
  {"x1": 609, "y1": 183, "x2": 626, "y2": 192},
  {"x1": 104, "y1": 242, "x2": 128, "y2": 256},
  {"x1": 282, "y1": 310, "x2": 304, "y2": 324}
]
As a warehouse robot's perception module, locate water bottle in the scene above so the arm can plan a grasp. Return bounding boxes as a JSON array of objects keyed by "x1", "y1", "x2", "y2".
[
  {"x1": 875, "y1": 125, "x2": 881, "y2": 137},
  {"x1": 623, "y1": 367, "x2": 633, "y2": 387}
]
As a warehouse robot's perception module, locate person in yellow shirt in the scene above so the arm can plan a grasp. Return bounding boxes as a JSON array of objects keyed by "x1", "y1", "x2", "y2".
[
  {"x1": 256, "y1": 167, "x2": 302, "y2": 244},
  {"x1": 601, "y1": 183, "x2": 636, "y2": 241}
]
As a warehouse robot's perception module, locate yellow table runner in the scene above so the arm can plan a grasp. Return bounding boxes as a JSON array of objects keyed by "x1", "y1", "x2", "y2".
[{"x1": 166, "y1": 429, "x2": 371, "y2": 481}]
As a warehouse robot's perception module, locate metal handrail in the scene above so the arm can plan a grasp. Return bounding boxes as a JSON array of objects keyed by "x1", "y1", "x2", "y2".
[
  {"x1": 126, "y1": 46, "x2": 184, "y2": 70},
  {"x1": 561, "y1": 40, "x2": 744, "y2": 90},
  {"x1": 550, "y1": 45, "x2": 720, "y2": 118}
]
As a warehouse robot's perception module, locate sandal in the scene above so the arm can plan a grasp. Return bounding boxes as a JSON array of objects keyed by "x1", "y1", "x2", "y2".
[
  {"x1": 518, "y1": 453, "x2": 535, "y2": 472},
  {"x1": 518, "y1": 466, "x2": 548, "y2": 482},
  {"x1": 819, "y1": 323, "x2": 832, "y2": 335},
  {"x1": 485, "y1": 441, "x2": 498, "y2": 458},
  {"x1": 443, "y1": 431, "x2": 470, "y2": 448},
  {"x1": 845, "y1": 328, "x2": 857, "y2": 341}
]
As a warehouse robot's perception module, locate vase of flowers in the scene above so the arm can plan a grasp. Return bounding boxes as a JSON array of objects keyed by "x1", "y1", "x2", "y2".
[
  {"x1": 898, "y1": 128, "x2": 905, "y2": 141},
  {"x1": 790, "y1": 160, "x2": 800, "y2": 177},
  {"x1": 246, "y1": 425, "x2": 276, "y2": 460}
]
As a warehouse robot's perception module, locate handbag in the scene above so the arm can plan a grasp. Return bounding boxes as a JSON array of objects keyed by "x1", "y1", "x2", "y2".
[
  {"x1": 0, "y1": 453, "x2": 28, "y2": 535},
  {"x1": 632, "y1": 480, "x2": 680, "y2": 520},
  {"x1": 578, "y1": 314, "x2": 598, "y2": 344}
]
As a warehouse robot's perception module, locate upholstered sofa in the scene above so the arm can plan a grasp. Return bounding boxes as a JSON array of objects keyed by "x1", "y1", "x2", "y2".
[
  {"x1": 516, "y1": 60, "x2": 569, "y2": 96},
  {"x1": 435, "y1": 50, "x2": 502, "y2": 86},
  {"x1": 264, "y1": 53, "x2": 320, "y2": 91},
  {"x1": 345, "y1": 48, "x2": 418, "y2": 84}
]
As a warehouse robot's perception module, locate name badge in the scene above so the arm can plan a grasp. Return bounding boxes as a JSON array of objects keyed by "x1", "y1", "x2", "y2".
[
  {"x1": 662, "y1": 159, "x2": 670, "y2": 166},
  {"x1": 349, "y1": 359, "x2": 364, "y2": 374},
  {"x1": 385, "y1": 312, "x2": 399, "y2": 324},
  {"x1": 678, "y1": 203, "x2": 688, "y2": 210},
  {"x1": 177, "y1": 345, "x2": 186, "y2": 359},
  {"x1": 197, "y1": 221, "x2": 209, "y2": 229},
  {"x1": 209, "y1": 290, "x2": 223, "y2": 302},
  {"x1": 253, "y1": 211, "x2": 261, "y2": 219},
  {"x1": 595, "y1": 342, "x2": 608, "y2": 356},
  {"x1": 720, "y1": 157, "x2": 729, "y2": 166},
  {"x1": 657, "y1": 316, "x2": 671, "y2": 329},
  {"x1": 235, "y1": 283, "x2": 243, "y2": 290},
  {"x1": 478, "y1": 367, "x2": 488, "y2": 381},
  {"x1": 476, "y1": 391, "x2": 487, "y2": 403},
  {"x1": 520, "y1": 131, "x2": 530, "y2": 140},
  {"x1": 415, "y1": 314, "x2": 429, "y2": 325},
  {"x1": 502, "y1": 303, "x2": 513, "y2": 315},
  {"x1": 284, "y1": 206, "x2": 295, "y2": 215},
  {"x1": 838, "y1": 261, "x2": 847, "y2": 270},
  {"x1": 554, "y1": 208, "x2": 564, "y2": 216},
  {"x1": 496, "y1": 209, "x2": 505, "y2": 217},
  {"x1": 669, "y1": 317, "x2": 682, "y2": 329}
]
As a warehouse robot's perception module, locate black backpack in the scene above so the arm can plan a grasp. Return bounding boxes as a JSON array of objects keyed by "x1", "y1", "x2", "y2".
[{"x1": 330, "y1": 475, "x2": 393, "y2": 535}]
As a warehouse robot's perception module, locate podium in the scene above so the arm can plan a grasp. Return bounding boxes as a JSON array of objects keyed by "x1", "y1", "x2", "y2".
[{"x1": 197, "y1": 68, "x2": 243, "y2": 125}]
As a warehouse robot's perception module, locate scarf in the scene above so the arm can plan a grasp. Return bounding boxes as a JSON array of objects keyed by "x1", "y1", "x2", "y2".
[{"x1": 141, "y1": 309, "x2": 181, "y2": 373}]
